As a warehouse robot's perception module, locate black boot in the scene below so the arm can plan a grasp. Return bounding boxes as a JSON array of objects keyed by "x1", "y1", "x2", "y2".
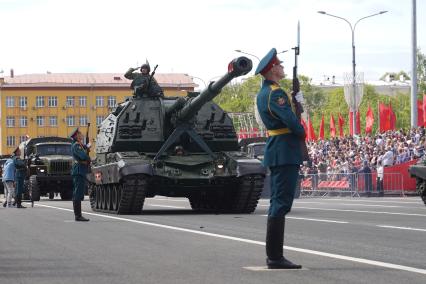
[
  {"x1": 16, "y1": 196, "x2": 26, "y2": 209},
  {"x1": 73, "y1": 201, "x2": 89, "y2": 222},
  {"x1": 266, "y1": 217, "x2": 302, "y2": 269}
]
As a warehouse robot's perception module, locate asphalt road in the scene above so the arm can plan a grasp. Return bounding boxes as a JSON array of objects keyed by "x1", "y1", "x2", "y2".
[{"x1": 1, "y1": 196, "x2": 425, "y2": 284}]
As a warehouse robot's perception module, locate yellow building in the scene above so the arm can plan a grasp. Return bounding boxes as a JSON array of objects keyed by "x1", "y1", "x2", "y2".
[{"x1": 0, "y1": 72, "x2": 196, "y2": 155}]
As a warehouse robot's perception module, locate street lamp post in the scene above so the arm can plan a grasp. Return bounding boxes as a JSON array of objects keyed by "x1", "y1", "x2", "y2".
[
  {"x1": 190, "y1": 75, "x2": 207, "y2": 89},
  {"x1": 318, "y1": 10, "x2": 388, "y2": 135}
]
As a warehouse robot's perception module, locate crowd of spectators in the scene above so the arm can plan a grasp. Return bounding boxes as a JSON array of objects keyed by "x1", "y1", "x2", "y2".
[{"x1": 301, "y1": 127, "x2": 426, "y2": 178}]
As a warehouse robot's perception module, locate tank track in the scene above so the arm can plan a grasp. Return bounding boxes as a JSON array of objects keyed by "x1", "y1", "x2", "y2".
[
  {"x1": 417, "y1": 178, "x2": 426, "y2": 206},
  {"x1": 89, "y1": 174, "x2": 148, "y2": 214},
  {"x1": 189, "y1": 174, "x2": 264, "y2": 213}
]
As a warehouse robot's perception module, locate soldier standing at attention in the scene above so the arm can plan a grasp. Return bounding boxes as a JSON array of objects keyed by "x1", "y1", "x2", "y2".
[
  {"x1": 124, "y1": 62, "x2": 164, "y2": 97},
  {"x1": 14, "y1": 147, "x2": 27, "y2": 208},
  {"x1": 255, "y1": 48, "x2": 305, "y2": 269},
  {"x1": 70, "y1": 128, "x2": 90, "y2": 222}
]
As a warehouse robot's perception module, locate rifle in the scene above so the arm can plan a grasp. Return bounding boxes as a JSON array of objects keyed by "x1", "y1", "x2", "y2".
[
  {"x1": 147, "y1": 64, "x2": 158, "y2": 90},
  {"x1": 291, "y1": 21, "x2": 310, "y2": 162}
]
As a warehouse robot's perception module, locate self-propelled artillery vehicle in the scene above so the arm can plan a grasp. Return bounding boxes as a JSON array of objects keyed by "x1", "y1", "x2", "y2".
[
  {"x1": 87, "y1": 56, "x2": 266, "y2": 214},
  {"x1": 408, "y1": 160, "x2": 426, "y2": 206}
]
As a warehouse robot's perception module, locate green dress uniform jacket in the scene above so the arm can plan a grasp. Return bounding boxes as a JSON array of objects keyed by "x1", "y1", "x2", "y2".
[
  {"x1": 14, "y1": 157, "x2": 27, "y2": 196},
  {"x1": 71, "y1": 141, "x2": 90, "y2": 201},
  {"x1": 256, "y1": 80, "x2": 305, "y2": 217}
]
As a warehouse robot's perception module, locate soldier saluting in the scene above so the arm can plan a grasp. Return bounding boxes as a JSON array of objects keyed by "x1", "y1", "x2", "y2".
[
  {"x1": 124, "y1": 61, "x2": 164, "y2": 97},
  {"x1": 255, "y1": 48, "x2": 305, "y2": 269},
  {"x1": 70, "y1": 128, "x2": 90, "y2": 222}
]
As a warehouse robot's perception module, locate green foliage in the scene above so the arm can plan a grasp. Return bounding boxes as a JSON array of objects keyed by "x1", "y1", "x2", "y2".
[{"x1": 418, "y1": 48, "x2": 426, "y2": 94}]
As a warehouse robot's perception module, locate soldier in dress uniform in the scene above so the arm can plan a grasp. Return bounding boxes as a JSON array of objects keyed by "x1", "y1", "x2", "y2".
[
  {"x1": 124, "y1": 61, "x2": 164, "y2": 97},
  {"x1": 13, "y1": 147, "x2": 27, "y2": 208},
  {"x1": 255, "y1": 48, "x2": 305, "y2": 269},
  {"x1": 70, "y1": 128, "x2": 90, "y2": 222}
]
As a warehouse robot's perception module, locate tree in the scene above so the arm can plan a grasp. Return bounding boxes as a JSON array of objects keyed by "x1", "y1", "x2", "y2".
[{"x1": 418, "y1": 48, "x2": 426, "y2": 94}]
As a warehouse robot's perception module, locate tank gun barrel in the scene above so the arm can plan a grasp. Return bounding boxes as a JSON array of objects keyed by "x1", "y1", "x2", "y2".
[{"x1": 177, "y1": 56, "x2": 252, "y2": 122}]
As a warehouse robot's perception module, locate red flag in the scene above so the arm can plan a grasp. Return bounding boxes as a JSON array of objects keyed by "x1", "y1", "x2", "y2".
[
  {"x1": 338, "y1": 113, "x2": 344, "y2": 137},
  {"x1": 330, "y1": 114, "x2": 336, "y2": 138},
  {"x1": 379, "y1": 103, "x2": 390, "y2": 132},
  {"x1": 389, "y1": 103, "x2": 396, "y2": 130},
  {"x1": 356, "y1": 111, "x2": 361, "y2": 134},
  {"x1": 365, "y1": 105, "x2": 374, "y2": 134},
  {"x1": 307, "y1": 117, "x2": 317, "y2": 141},
  {"x1": 301, "y1": 119, "x2": 308, "y2": 141},
  {"x1": 349, "y1": 111, "x2": 361, "y2": 135},
  {"x1": 418, "y1": 100, "x2": 424, "y2": 127},
  {"x1": 423, "y1": 94, "x2": 426, "y2": 127},
  {"x1": 319, "y1": 115, "x2": 325, "y2": 140}
]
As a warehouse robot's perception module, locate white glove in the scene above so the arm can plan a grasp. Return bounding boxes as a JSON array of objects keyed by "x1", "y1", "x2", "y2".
[
  {"x1": 86, "y1": 143, "x2": 91, "y2": 149},
  {"x1": 295, "y1": 91, "x2": 304, "y2": 104}
]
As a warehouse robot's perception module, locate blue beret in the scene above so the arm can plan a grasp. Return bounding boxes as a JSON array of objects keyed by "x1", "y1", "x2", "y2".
[
  {"x1": 69, "y1": 127, "x2": 80, "y2": 139},
  {"x1": 255, "y1": 48, "x2": 282, "y2": 75}
]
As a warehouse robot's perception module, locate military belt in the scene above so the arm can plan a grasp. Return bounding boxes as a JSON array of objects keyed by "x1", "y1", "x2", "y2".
[{"x1": 268, "y1": 128, "x2": 291, "y2": 136}]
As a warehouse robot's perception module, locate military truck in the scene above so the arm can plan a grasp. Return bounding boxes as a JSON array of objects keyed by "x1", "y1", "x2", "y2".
[
  {"x1": 19, "y1": 137, "x2": 74, "y2": 201},
  {"x1": 408, "y1": 159, "x2": 426, "y2": 206},
  {"x1": 87, "y1": 56, "x2": 266, "y2": 214}
]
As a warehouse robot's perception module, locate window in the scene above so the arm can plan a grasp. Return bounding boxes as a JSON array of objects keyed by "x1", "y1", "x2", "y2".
[
  {"x1": 19, "y1": 97, "x2": 28, "y2": 108},
  {"x1": 79, "y1": 116, "x2": 88, "y2": 126},
  {"x1": 19, "y1": 135, "x2": 28, "y2": 143},
  {"x1": 79, "y1": 96, "x2": 87, "y2": 107},
  {"x1": 6, "y1": 116, "x2": 15, "y2": 127},
  {"x1": 7, "y1": 136, "x2": 15, "y2": 147},
  {"x1": 96, "y1": 115, "x2": 104, "y2": 126},
  {"x1": 49, "y1": 116, "x2": 57, "y2": 126},
  {"x1": 48, "y1": 96, "x2": 58, "y2": 107},
  {"x1": 96, "y1": 96, "x2": 104, "y2": 107},
  {"x1": 6, "y1": 96, "x2": 15, "y2": 108},
  {"x1": 66, "y1": 96, "x2": 74, "y2": 107},
  {"x1": 36, "y1": 116, "x2": 44, "y2": 127},
  {"x1": 67, "y1": 116, "x2": 75, "y2": 126},
  {"x1": 108, "y1": 96, "x2": 117, "y2": 108},
  {"x1": 20, "y1": 116, "x2": 27, "y2": 127},
  {"x1": 36, "y1": 96, "x2": 44, "y2": 107}
]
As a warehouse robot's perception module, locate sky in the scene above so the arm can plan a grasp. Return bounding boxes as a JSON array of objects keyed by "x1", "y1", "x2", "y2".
[{"x1": 0, "y1": 0, "x2": 424, "y2": 88}]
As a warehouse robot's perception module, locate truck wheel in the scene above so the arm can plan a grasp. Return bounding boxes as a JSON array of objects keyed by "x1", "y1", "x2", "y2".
[
  {"x1": 60, "y1": 190, "x2": 73, "y2": 201},
  {"x1": 23, "y1": 180, "x2": 30, "y2": 200},
  {"x1": 49, "y1": 192, "x2": 55, "y2": 200},
  {"x1": 29, "y1": 175, "x2": 40, "y2": 201}
]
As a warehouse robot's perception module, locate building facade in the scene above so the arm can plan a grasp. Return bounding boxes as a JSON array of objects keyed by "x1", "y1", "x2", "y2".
[{"x1": 0, "y1": 73, "x2": 196, "y2": 155}]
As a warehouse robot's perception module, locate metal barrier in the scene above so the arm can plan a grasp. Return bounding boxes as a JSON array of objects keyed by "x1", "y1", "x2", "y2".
[{"x1": 300, "y1": 171, "x2": 405, "y2": 197}]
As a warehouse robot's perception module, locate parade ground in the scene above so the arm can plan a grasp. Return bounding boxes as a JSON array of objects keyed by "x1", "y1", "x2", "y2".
[{"x1": 1, "y1": 196, "x2": 425, "y2": 284}]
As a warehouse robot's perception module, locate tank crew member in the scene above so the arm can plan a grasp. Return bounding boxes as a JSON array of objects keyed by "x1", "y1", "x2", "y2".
[
  {"x1": 255, "y1": 48, "x2": 305, "y2": 269},
  {"x1": 70, "y1": 128, "x2": 90, "y2": 222},
  {"x1": 124, "y1": 61, "x2": 164, "y2": 97},
  {"x1": 14, "y1": 147, "x2": 27, "y2": 208}
]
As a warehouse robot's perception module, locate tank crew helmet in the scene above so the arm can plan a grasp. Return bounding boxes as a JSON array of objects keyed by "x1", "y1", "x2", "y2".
[
  {"x1": 69, "y1": 127, "x2": 80, "y2": 140},
  {"x1": 140, "y1": 63, "x2": 151, "y2": 74},
  {"x1": 255, "y1": 48, "x2": 282, "y2": 76}
]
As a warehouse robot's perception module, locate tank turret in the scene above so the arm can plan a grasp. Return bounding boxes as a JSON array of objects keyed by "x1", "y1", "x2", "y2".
[{"x1": 88, "y1": 56, "x2": 265, "y2": 214}]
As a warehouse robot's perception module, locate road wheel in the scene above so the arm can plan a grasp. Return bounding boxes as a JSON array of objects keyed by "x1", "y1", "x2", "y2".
[{"x1": 29, "y1": 175, "x2": 40, "y2": 201}]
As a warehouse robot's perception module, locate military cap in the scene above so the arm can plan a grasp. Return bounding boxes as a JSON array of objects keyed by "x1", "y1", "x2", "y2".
[
  {"x1": 69, "y1": 127, "x2": 80, "y2": 139},
  {"x1": 255, "y1": 48, "x2": 282, "y2": 75}
]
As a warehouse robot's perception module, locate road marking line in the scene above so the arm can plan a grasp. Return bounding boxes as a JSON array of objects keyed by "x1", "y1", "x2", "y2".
[
  {"x1": 150, "y1": 198, "x2": 188, "y2": 202},
  {"x1": 260, "y1": 215, "x2": 348, "y2": 224},
  {"x1": 293, "y1": 206, "x2": 426, "y2": 217},
  {"x1": 377, "y1": 225, "x2": 426, "y2": 232},
  {"x1": 146, "y1": 204, "x2": 187, "y2": 209},
  {"x1": 33, "y1": 203, "x2": 426, "y2": 276},
  {"x1": 339, "y1": 203, "x2": 401, "y2": 208},
  {"x1": 313, "y1": 198, "x2": 421, "y2": 204}
]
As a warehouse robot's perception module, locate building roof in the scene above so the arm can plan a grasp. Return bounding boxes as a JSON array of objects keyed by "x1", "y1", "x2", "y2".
[{"x1": 0, "y1": 73, "x2": 196, "y2": 88}]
